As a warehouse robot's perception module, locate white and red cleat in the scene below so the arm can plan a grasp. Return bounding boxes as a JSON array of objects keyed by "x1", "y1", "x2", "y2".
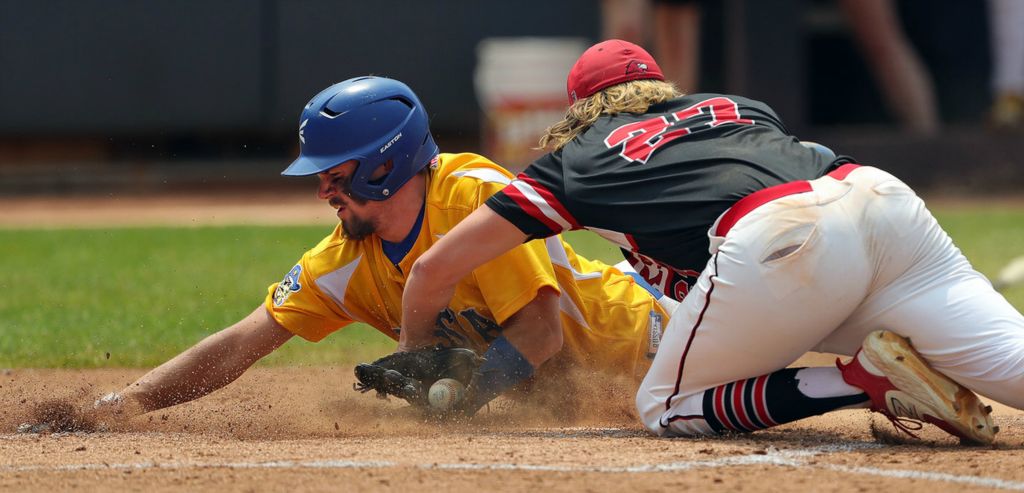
[{"x1": 838, "y1": 330, "x2": 998, "y2": 445}]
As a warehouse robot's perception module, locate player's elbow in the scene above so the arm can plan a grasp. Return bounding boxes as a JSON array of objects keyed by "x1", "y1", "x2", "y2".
[
  {"x1": 529, "y1": 290, "x2": 565, "y2": 366},
  {"x1": 536, "y1": 323, "x2": 564, "y2": 366},
  {"x1": 502, "y1": 292, "x2": 565, "y2": 369},
  {"x1": 549, "y1": 318, "x2": 564, "y2": 349},
  {"x1": 409, "y1": 250, "x2": 460, "y2": 291}
]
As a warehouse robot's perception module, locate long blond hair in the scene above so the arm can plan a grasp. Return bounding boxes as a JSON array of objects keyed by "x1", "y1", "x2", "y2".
[{"x1": 538, "y1": 79, "x2": 682, "y2": 151}]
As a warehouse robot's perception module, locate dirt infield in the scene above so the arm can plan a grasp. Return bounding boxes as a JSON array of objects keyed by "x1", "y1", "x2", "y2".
[
  {"x1": 3, "y1": 363, "x2": 1024, "y2": 492},
  {"x1": 0, "y1": 192, "x2": 334, "y2": 228}
]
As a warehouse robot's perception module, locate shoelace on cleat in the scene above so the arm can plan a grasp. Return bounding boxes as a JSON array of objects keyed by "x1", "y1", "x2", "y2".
[{"x1": 876, "y1": 409, "x2": 925, "y2": 439}]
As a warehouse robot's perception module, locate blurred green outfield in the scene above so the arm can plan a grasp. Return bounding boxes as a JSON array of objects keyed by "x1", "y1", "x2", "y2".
[{"x1": 1, "y1": 205, "x2": 1022, "y2": 368}]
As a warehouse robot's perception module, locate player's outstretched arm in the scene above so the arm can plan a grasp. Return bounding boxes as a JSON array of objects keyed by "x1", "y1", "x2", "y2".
[
  {"x1": 401, "y1": 206, "x2": 527, "y2": 350},
  {"x1": 107, "y1": 305, "x2": 293, "y2": 417}
]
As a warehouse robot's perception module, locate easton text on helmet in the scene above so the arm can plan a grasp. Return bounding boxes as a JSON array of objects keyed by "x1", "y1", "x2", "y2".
[{"x1": 380, "y1": 132, "x2": 403, "y2": 154}]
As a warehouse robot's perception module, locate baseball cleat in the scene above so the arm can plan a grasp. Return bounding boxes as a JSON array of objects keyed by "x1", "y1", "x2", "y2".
[{"x1": 837, "y1": 330, "x2": 997, "y2": 445}]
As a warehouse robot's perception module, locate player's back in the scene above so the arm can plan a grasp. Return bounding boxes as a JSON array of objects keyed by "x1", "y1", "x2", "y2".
[{"x1": 563, "y1": 94, "x2": 835, "y2": 280}]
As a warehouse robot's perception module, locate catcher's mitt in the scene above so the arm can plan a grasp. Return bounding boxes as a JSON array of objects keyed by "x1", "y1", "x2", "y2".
[{"x1": 354, "y1": 346, "x2": 484, "y2": 408}]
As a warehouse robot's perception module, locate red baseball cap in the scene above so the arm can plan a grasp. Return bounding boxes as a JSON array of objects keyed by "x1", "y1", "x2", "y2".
[{"x1": 566, "y1": 39, "x2": 665, "y2": 105}]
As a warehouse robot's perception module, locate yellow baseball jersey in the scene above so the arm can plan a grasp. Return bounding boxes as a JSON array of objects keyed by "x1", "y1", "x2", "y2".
[{"x1": 265, "y1": 153, "x2": 670, "y2": 380}]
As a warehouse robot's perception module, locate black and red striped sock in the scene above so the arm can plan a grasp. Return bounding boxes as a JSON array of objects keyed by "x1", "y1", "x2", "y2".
[{"x1": 701, "y1": 367, "x2": 868, "y2": 433}]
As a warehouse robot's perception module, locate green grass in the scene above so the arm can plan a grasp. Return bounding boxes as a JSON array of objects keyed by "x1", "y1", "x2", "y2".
[
  {"x1": 1, "y1": 207, "x2": 1022, "y2": 368},
  {"x1": 0, "y1": 226, "x2": 391, "y2": 368}
]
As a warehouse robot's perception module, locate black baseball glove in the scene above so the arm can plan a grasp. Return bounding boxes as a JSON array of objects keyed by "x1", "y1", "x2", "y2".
[{"x1": 353, "y1": 345, "x2": 484, "y2": 408}]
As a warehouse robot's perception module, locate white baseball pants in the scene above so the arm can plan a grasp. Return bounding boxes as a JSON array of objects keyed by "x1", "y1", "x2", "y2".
[{"x1": 637, "y1": 165, "x2": 1024, "y2": 437}]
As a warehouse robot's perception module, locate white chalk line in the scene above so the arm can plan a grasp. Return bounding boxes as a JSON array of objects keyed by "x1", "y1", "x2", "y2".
[
  {"x1": 824, "y1": 464, "x2": 1024, "y2": 491},
  {"x1": 4, "y1": 440, "x2": 1024, "y2": 489}
]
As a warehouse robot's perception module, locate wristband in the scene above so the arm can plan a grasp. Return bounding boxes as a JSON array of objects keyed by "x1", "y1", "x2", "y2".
[{"x1": 465, "y1": 335, "x2": 534, "y2": 414}]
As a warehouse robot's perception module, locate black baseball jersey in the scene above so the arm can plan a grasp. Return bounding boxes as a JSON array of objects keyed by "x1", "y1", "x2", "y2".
[{"x1": 486, "y1": 93, "x2": 843, "y2": 301}]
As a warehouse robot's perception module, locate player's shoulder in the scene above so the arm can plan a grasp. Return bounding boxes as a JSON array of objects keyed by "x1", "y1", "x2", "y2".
[
  {"x1": 299, "y1": 225, "x2": 367, "y2": 278},
  {"x1": 646, "y1": 92, "x2": 773, "y2": 113},
  {"x1": 674, "y1": 93, "x2": 782, "y2": 120},
  {"x1": 431, "y1": 152, "x2": 514, "y2": 187},
  {"x1": 428, "y1": 152, "x2": 515, "y2": 206},
  {"x1": 575, "y1": 93, "x2": 783, "y2": 150}
]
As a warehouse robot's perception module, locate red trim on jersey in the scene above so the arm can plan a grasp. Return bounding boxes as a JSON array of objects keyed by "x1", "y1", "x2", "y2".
[
  {"x1": 625, "y1": 233, "x2": 640, "y2": 250},
  {"x1": 731, "y1": 384, "x2": 757, "y2": 431},
  {"x1": 501, "y1": 185, "x2": 564, "y2": 234},
  {"x1": 517, "y1": 175, "x2": 581, "y2": 229},
  {"x1": 714, "y1": 164, "x2": 863, "y2": 237},
  {"x1": 752, "y1": 375, "x2": 778, "y2": 427}
]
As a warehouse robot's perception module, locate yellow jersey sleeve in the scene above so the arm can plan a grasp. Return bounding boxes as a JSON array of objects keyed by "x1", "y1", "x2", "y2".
[{"x1": 265, "y1": 256, "x2": 353, "y2": 342}]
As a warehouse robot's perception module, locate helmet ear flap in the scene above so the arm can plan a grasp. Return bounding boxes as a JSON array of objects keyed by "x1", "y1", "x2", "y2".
[
  {"x1": 364, "y1": 161, "x2": 394, "y2": 186},
  {"x1": 281, "y1": 77, "x2": 439, "y2": 200}
]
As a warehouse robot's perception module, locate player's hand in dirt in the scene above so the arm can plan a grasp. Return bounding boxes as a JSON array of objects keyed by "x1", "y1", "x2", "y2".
[{"x1": 92, "y1": 390, "x2": 147, "y2": 424}]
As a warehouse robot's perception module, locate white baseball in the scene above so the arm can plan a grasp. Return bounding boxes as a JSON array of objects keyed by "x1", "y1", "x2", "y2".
[{"x1": 427, "y1": 378, "x2": 466, "y2": 411}]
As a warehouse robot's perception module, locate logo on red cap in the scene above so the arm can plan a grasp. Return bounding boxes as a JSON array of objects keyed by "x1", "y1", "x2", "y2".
[{"x1": 626, "y1": 60, "x2": 651, "y2": 75}]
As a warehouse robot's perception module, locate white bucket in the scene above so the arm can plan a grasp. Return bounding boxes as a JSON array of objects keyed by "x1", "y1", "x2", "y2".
[{"x1": 475, "y1": 38, "x2": 588, "y2": 170}]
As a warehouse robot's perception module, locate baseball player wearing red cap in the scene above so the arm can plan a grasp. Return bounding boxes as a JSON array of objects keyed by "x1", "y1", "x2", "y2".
[{"x1": 397, "y1": 39, "x2": 1024, "y2": 444}]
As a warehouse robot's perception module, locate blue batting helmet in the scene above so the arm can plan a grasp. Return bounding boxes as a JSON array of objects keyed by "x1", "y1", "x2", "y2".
[{"x1": 281, "y1": 76, "x2": 439, "y2": 200}]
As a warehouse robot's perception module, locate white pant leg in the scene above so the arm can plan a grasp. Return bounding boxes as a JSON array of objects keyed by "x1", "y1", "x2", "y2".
[
  {"x1": 637, "y1": 173, "x2": 875, "y2": 437},
  {"x1": 873, "y1": 274, "x2": 1024, "y2": 408},
  {"x1": 814, "y1": 168, "x2": 1024, "y2": 408}
]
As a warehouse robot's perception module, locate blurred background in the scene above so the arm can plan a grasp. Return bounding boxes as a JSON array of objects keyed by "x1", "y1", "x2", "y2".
[{"x1": 0, "y1": 0, "x2": 1021, "y2": 196}]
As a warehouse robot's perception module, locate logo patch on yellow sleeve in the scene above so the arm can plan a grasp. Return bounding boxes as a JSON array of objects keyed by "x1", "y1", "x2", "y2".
[{"x1": 273, "y1": 264, "x2": 303, "y2": 306}]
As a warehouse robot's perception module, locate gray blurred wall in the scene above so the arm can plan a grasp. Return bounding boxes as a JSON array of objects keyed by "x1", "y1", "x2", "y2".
[
  {"x1": 2, "y1": 1, "x2": 1014, "y2": 195},
  {"x1": 0, "y1": 0, "x2": 601, "y2": 135}
]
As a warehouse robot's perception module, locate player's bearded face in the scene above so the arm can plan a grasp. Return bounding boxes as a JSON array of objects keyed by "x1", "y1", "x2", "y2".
[
  {"x1": 336, "y1": 205, "x2": 377, "y2": 240},
  {"x1": 318, "y1": 164, "x2": 379, "y2": 241}
]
